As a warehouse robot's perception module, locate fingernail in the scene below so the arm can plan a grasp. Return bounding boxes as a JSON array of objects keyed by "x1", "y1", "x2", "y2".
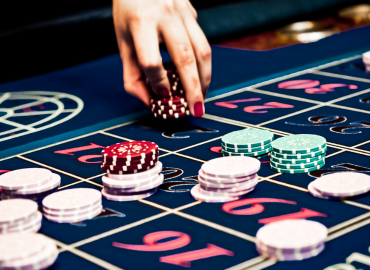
[{"x1": 193, "y1": 101, "x2": 204, "y2": 117}]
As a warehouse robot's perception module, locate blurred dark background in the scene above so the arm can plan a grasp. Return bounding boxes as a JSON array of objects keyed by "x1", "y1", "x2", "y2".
[{"x1": 0, "y1": 0, "x2": 368, "y2": 83}]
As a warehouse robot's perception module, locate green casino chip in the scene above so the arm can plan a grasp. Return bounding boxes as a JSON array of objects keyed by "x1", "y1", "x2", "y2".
[
  {"x1": 222, "y1": 143, "x2": 271, "y2": 153},
  {"x1": 271, "y1": 147, "x2": 327, "y2": 159},
  {"x1": 270, "y1": 160, "x2": 325, "y2": 174},
  {"x1": 222, "y1": 129, "x2": 274, "y2": 148},
  {"x1": 270, "y1": 157, "x2": 325, "y2": 169},
  {"x1": 271, "y1": 134, "x2": 326, "y2": 154},
  {"x1": 270, "y1": 154, "x2": 325, "y2": 165},
  {"x1": 222, "y1": 147, "x2": 271, "y2": 157}
]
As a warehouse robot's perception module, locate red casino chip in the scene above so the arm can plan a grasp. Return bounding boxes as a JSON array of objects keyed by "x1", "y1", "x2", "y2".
[
  {"x1": 150, "y1": 96, "x2": 186, "y2": 106},
  {"x1": 102, "y1": 156, "x2": 158, "y2": 168},
  {"x1": 102, "y1": 141, "x2": 159, "y2": 161},
  {"x1": 101, "y1": 163, "x2": 156, "y2": 175}
]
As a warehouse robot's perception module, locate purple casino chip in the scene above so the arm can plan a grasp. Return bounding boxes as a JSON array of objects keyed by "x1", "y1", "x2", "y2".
[
  {"x1": 256, "y1": 220, "x2": 327, "y2": 251},
  {"x1": 190, "y1": 185, "x2": 241, "y2": 203},
  {"x1": 1, "y1": 236, "x2": 58, "y2": 270},
  {"x1": 101, "y1": 188, "x2": 157, "y2": 201},
  {"x1": 0, "y1": 233, "x2": 50, "y2": 262},
  {"x1": 313, "y1": 172, "x2": 370, "y2": 197},
  {"x1": 0, "y1": 212, "x2": 42, "y2": 235},
  {"x1": 308, "y1": 182, "x2": 336, "y2": 200},
  {"x1": 199, "y1": 186, "x2": 254, "y2": 197},
  {"x1": 43, "y1": 205, "x2": 102, "y2": 223},
  {"x1": 201, "y1": 156, "x2": 260, "y2": 178},
  {"x1": 199, "y1": 176, "x2": 258, "y2": 192},
  {"x1": 43, "y1": 203, "x2": 102, "y2": 219},
  {"x1": 102, "y1": 173, "x2": 160, "y2": 189},
  {"x1": 198, "y1": 169, "x2": 257, "y2": 184},
  {"x1": 0, "y1": 199, "x2": 38, "y2": 225},
  {"x1": 42, "y1": 188, "x2": 102, "y2": 212},
  {"x1": 0, "y1": 168, "x2": 52, "y2": 191},
  {"x1": 257, "y1": 241, "x2": 325, "y2": 261},
  {"x1": 107, "y1": 161, "x2": 163, "y2": 181},
  {"x1": 198, "y1": 175, "x2": 258, "y2": 190},
  {"x1": 104, "y1": 174, "x2": 164, "y2": 195},
  {"x1": 6, "y1": 174, "x2": 61, "y2": 195}
]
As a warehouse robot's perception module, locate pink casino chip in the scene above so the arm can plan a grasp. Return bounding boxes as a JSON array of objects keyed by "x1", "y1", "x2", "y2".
[
  {"x1": 201, "y1": 156, "x2": 260, "y2": 178},
  {"x1": 256, "y1": 220, "x2": 327, "y2": 250},
  {"x1": 0, "y1": 233, "x2": 50, "y2": 262},
  {"x1": 42, "y1": 188, "x2": 102, "y2": 212},
  {"x1": 101, "y1": 188, "x2": 157, "y2": 201},
  {"x1": 313, "y1": 172, "x2": 370, "y2": 197},
  {"x1": 190, "y1": 185, "x2": 241, "y2": 203},
  {"x1": 307, "y1": 182, "x2": 333, "y2": 200},
  {"x1": 8, "y1": 174, "x2": 61, "y2": 195},
  {"x1": 0, "y1": 199, "x2": 38, "y2": 224},
  {"x1": 0, "y1": 168, "x2": 52, "y2": 190}
]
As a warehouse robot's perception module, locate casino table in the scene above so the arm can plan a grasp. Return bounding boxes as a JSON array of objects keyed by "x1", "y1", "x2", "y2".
[{"x1": 1, "y1": 23, "x2": 370, "y2": 270}]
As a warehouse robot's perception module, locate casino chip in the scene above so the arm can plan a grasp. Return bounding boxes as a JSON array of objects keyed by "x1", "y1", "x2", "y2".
[
  {"x1": 0, "y1": 233, "x2": 58, "y2": 269},
  {"x1": 100, "y1": 142, "x2": 163, "y2": 201},
  {"x1": 270, "y1": 134, "x2": 327, "y2": 174},
  {"x1": 0, "y1": 199, "x2": 42, "y2": 234},
  {"x1": 256, "y1": 219, "x2": 327, "y2": 261},
  {"x1": 271, "y1": 134, "x2": 326, "y2": 154},
  {"x1": 149, "y1": 62, "x2": 190, "y2": 119},
  {"x1": 363, "y1": 51, "x2": 370, "y2": 73},
  {"x1": 42, "y1": 188, "x2": 103, "y2": 223},
  {"x1": 221, "y1": 129, "x2": 273, "y2": 159},
  {"x1": 0, "y1": 169, "x2": 60, "y2": 202},
  {"x1": 310, "y1": 172, "x2": 370, "y2": 199},
  {"x1": 191, "y1": 157, "x2": 260, "y2": 203}
]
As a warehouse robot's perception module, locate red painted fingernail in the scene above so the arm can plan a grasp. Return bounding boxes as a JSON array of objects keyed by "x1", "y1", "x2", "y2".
[{"x1": 194, "y1": 101, "x2": 204, "y2": 117}]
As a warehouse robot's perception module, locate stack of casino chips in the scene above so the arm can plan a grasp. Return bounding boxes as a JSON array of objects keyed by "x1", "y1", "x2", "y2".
[
  {"x1": 100, "y1": 141, "x2": 164, "y2": 201},
  {"x1": 42, "y1": 188, "x2": 102, "y2": 223},
  {"x1": 150, "y1": 62, "x2": 190, "y2": 119},
  {"x1": 364, "y1": 51, "x2": 370, "y2": 73},
  {"x1": 0, "y1": 168, "x2": 60, "y2": 202},
  {"x1": 221, "y1": 129, "x2": 273, "y2": 159},
  {"x1": 256, "y1": 220, "x2": 327, "y2": 261},
  {"x1": 270, "y1": 134, "x2": 327, "y2": 174},
  {"x1": 0, "y1": 199, "x2": 42, "y2": 234},
  {"x1": 191, "y1": 156, "x2": 260, "y2": 203},
  {"x1": 308, "y1": 171, "x2": 370, "y2": 200},
  {"x1": 0, "y1": 233, "x2": 58, "y2": 269}
]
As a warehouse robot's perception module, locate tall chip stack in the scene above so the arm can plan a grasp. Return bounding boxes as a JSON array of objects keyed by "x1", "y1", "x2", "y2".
[
  {"x1": 100, "y1": 141, "x2": 164, "y2": 201},
  {"x1": 221, "y1": 129, "x2": 273, "y2": 159},
  {"x1": 0, "y1": 168, "x2": 60, "y2": 202},
  {"x1": 191, "y1": 156, "x2": 260, "y2": 203},
  {"x1": 256, "y1": 220, "x2": 327, "y2": 261},
  {"x1": 150, "y1": 62, "x2": 190, "y2": 119},
  {"x1": 364, "y1": 51, "x2": 370, "y2": 73},
  {"x1": 270, "y1": 134, "x2": 327, "y2": 174},
  {"x1": 0, "y1": 199, "x2": 42, "y2": 234}
]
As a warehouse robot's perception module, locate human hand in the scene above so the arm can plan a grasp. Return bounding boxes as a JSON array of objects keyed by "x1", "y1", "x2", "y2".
[{"x1": 113, "y1": 0, "x2": 211, "y2": 117}]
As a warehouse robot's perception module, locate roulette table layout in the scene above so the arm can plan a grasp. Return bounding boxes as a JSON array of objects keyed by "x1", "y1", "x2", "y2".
[{"x1": 1, "y1": 24, "x2": 370, "y2": 270}]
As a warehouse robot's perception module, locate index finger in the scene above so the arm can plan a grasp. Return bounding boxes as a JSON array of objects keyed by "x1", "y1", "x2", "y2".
[{"x1": 159, "y1": 18, "x2": 204, "y2": 117}]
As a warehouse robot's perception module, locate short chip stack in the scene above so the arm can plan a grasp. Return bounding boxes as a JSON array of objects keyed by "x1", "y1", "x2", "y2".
[
  {"x1": 0, "y1": 233, "x2": 58, "y2": 269},
  {"x1": 0, "y1": 168, "x2": 60, "y2": 202},
  {"x1": 0, "y1": 199, "x2": 42, "y2": 234},
  {"x1": 270, "y1": 134, "x2": 327, "y2": 174},
  {"x1": 42, "y1": 188, "x2": 102, "y2": 223},
  {"x1": 256, "y1": 220, "x2": 327, "y2": 261},
  {"x1": 363, "y1": 51, "x2": 370, "y2": 73},
  {"x1": 150, "y1": 62, "x2": 190, "y2": 119},
  {"x1": 221, "y1": 129, "x2": 273, "y2": 159},
  {"x1": 191, "y1": 156, "x2": 260, "y2": 203},
  {"x1": 309, "y1": 172, "x2": 370, "y2": 199},
  {"x1": 100, "y1": 141, "x2": 164, "y2": 201}
]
